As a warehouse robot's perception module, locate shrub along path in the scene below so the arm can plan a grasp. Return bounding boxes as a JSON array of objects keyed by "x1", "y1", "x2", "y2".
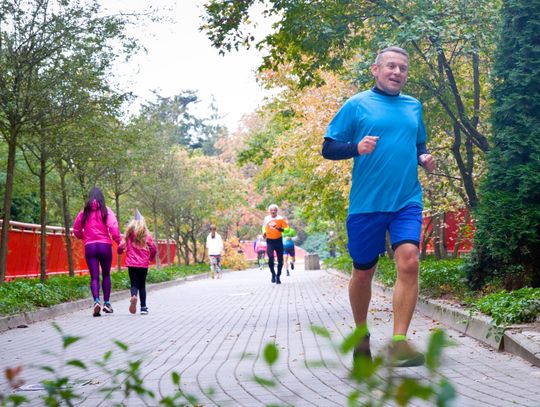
[{"x1": 1, "y1": 265, "x2": 539, "y2": 406}]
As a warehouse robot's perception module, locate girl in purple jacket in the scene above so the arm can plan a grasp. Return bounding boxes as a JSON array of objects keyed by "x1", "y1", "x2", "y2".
[
  {"x1": 73, "y1": 187, "x2": 121, "y2": 317},
  {"x1": 118, "y1": 210, "x2": 157, "y2": 315}
]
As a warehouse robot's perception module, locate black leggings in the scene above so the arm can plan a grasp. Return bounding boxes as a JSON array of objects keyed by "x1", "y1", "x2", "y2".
[
  {"x1": 128, "y1": 267, "x2": 148, "y2": 307},
  {"x1": 266, "y1": 238, "x2": 284, "y2": 276}
]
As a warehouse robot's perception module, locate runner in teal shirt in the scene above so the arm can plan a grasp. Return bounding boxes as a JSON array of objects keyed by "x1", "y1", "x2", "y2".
[
  {"x1": 325, "y1": 89, "x2": 427, "y2": 214},
  {"x1": 322, "y1": 46, "x2": 436, "y2": 368}
]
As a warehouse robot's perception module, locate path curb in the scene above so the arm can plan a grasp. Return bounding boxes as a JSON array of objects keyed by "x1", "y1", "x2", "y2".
[
  {"x1": 326, "y1": 268, "x2": 540, "y2": 367},
  {"x1": 504, "y1": 330, "x2": 540, "y2": 368},
  {"x1": 0, "y1": 271, "x2": 215, "y2": 334}
]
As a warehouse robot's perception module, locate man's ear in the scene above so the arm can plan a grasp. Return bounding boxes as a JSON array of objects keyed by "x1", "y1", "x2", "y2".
[{"x1": 371, "y1": 63, "x2": 379, "y2": 77}]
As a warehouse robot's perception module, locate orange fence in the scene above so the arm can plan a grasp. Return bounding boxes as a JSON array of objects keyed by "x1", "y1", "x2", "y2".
[
  {"x1": 1, "y1": 220, "x2": 176, "y2": 281},
  {"x1": 421, "y1": 209, "x2": 475, "y2": 254},
  {"x1": 239, "y1": 240, "x2": 308, "y2": 261}
]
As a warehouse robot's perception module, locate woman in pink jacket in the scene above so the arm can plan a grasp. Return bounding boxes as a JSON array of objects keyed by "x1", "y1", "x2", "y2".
[
  {"x1": 118, "y1": 210, "x2": 156, "y2": 315},
  {"x1": 73, "y1": 187, "x2": 121, "y2": 317}
]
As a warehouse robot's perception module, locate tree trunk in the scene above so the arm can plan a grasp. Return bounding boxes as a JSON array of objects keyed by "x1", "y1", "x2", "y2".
[
  {"x1": 385, "y1": 230, "x2": 394, "y2": 260},
  {"x1": 438, "y1": 213, "x2": 448, "y2": 258},
  {"x1": 152, "y1": 203, "x2": 160, "y2": 270},
  {"x1": 433, "y1": 213, "x2": 448, "y2": 260},
  {"x1": 182, "y1": 235, "x2": 190, "y2": 265},
  {"x1": 58, "y1": 163, "x2": 75, "y2": 277},
  {"x1": 433, "y1": 214, "x2": 442, "y2": 260},
  {"x1": 115, "y1": 192, "x2": 121, "y2": 271},
  {"x1": 451, "y1": 120, "x2": 478, "y2": 209},
  {"x1": 420, "y1": 217, "x2": 434, "y2": 260},
  {"x1": 166, "y1": 238, "x2": 171, "y2": 265},
  {"x1": 190, "y1": 229, "x2": 198, "y2": 263},
  {"x1": 452, "y1": 210, "x2": 471, "y2": 259},
  {"x1": 174, "y1": 227, "x2": 182, "y2": 265},
  {"x1": 39, "y1": 148, "x2": 48, "y2": 282},
  {"x1": 0, "y1": 138, "x2": 18, "y2": 283}
]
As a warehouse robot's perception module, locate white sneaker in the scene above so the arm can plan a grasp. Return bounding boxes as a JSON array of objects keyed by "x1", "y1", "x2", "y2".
[{"x1": 93, "y1": 301, "x2": 101, "y2": 317}]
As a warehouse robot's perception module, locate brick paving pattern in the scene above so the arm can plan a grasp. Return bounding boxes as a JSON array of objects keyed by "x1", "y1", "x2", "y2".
[{"x1": 1, "y1": 265, "x2": 540, "y2": 406}]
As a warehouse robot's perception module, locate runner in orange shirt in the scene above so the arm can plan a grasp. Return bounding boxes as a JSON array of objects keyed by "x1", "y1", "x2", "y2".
[{"x1": 262, "y1": 204, "x2": 288, "y2": 284}]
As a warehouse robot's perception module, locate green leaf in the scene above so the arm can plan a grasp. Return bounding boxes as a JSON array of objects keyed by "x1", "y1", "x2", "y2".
[
  {"x1": 113, "y1": 340, "x2": 129, "y2": 351},
  {"x1": 263, "y1": 343, "x2": 279, "y2": 366},
  {"x1": 103, "y1": 350, "x2": 112, "y2": 361},
  {"x1": 5, "y1": 394, "x2": 28, "y2": 405},
  {"x1": 350, "y1": 355, "x2": 381, "y2": 382},
  {"x1": 66, "y1": 359, "x2": 87, "y2": 369},
  {"x1": 62, "y1": 335, "x2": 82, "y2": 349},
  {"x1": 171, "y1": 371, "x2": 180, "y2": 386},
  {"x1": 395, "y1": 378, "x2": 433, "y2": 405},
  {"x1": 340, "y1": 324, "x2": 369, "y2": 354},
  {"x1": 425, "y1": 329, "x2": 448, "y2": 370},
  {"x1": 40, "y1": 366, "x2": 55, "y2": 373},
  {"x1": 436, "y1": 379, "x2": 456, "y2": 406},
  {"x1": 252, "y1": 375, "x2": 276, "y2": 388},
  {"x1": 347, "y1": 389, "x2": 360, "y2": 407},
  {"x1": 310, "y1": 325, "x2": 331, "y2": 338}
]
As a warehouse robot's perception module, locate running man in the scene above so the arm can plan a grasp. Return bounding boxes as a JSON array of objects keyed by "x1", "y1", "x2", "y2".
[
  {"x1": 262, "y1": 204, "x2": 288, "y2": 284},
  {"x1": 322, "y1": 46, "x2": 435, "y2": 367}
]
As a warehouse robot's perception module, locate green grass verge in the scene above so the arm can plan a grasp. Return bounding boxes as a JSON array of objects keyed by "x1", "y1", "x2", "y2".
[
  {"x1": 475, "y1": 287, "x2": 540, "y2": 325},
  {"x1": 0, "y1": 264, "x2": 209, "y2": 317},
  {"x1": 325, "y1": 255, "x2": 470, "y2": 299}
]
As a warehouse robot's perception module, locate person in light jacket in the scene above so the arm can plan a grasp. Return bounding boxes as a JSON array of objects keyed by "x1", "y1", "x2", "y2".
[
  {"x1": 118, "y1": 210, "x2": 157, "y2": 315},
  {"x1": 73, "y1": 187, "x2": 121, "y2": 317},
  {"x1": 206, "y1": 224, "x2": 224, "y2": 279}
]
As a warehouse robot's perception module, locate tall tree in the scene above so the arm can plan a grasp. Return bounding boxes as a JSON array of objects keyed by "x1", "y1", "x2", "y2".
[
  {"x1": 21, "y1": 52, "x2": 125, "y2": 281},
  {"x1": 141, "y1": 91, "x2": 225, "y2": 149},
  {"x1": 465, "y1": 0, "x2": 540, "y2": 289},
  {"x1": 202, "y1": 0, "x2": 499, "y2": 208},
  {"x1": 0, "y1": 0, "x2": 136, "y2": 282}
]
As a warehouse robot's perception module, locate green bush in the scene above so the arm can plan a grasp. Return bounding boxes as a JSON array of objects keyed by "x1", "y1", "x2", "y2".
[
  {"x1": 466, "y1": 0, "x2": 540, "y2": 290},
  {"x1": 323, "y1": 255, "x2": 352, "y2": 272},
  {"x1": 475, "y1": 287, "x2": 540, "y2": 325},
  {"x1": 302, "y1": 232, "x2": 334, "y2": 259},
  {"x1": 375, "y1": 257, "x2": 470, "y2": 299}
]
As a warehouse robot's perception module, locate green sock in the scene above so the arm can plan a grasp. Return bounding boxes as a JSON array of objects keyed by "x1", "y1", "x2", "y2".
[{"x1": 392, "y1": 334, "x2": 407, "y2": 342}]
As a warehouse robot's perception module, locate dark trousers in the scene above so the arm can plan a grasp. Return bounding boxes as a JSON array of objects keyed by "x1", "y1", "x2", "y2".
[
  {"x1": 128, "y1": 267, "x2": 148, "y2": 307},
  {"x1": 84, "y1": 243, "x2": 113, "y2": 302},
  {"x1": 266, "y1": 238, "x2": 284, "y2": 276}
]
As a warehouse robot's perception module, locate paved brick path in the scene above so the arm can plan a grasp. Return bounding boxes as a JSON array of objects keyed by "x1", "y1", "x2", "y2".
[{"x1": 1, "y1": 265, "x2": 540, "y2": 406}]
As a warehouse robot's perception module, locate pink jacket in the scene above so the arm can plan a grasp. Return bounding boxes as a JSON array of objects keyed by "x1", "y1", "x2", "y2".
[
  {"x1": 254, "y1": 239, "x2": 267, "y2": 252},
  {"x1": 118, "y1": 234, "x2": 157, "y2": 268},
  {"x1": 73, "y1": 204, "x2": 121, "y2": 246}
]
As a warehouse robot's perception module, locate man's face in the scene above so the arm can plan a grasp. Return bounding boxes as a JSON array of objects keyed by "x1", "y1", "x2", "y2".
[
  {"x1": 269, "y1": 207, "x2": 278, "y2": 217},
  {"x1": 371, "y1": 51, "x2": 409, "y2": 95}
]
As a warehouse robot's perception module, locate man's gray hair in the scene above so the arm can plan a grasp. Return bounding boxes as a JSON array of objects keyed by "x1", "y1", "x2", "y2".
[
  {"x1": 375, "y1": 46, "x2": 409, "y2": 65},
  {"x1": 268, "y1": 204, "x2": 279, "y2": 211}
]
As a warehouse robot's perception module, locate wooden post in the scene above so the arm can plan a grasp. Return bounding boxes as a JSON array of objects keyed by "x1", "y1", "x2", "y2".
[{"x1": 304, "y1": 254, "x2": 320, "y2": 270}]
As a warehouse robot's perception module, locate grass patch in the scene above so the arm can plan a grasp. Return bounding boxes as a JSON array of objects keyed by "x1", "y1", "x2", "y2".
[
  {"x1": 475, "y1": 287, "x2": 540, "y2": 325},
  {"x1": 0, "y1": 264, "x2": 208, "y2": 317}
]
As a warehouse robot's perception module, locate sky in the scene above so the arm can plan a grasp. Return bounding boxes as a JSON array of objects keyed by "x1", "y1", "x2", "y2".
[{"x1": 100, "y1": 0, "x2": 271, "y2": 133}]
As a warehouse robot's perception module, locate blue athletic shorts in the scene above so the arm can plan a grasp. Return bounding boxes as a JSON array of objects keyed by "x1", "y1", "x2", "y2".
[
  {"x1": 346, "y1": 204, "x2": 422, "y2": 270},
  {"x1": 284, "y1": 246, "x2": 295, "y2": 256}
]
